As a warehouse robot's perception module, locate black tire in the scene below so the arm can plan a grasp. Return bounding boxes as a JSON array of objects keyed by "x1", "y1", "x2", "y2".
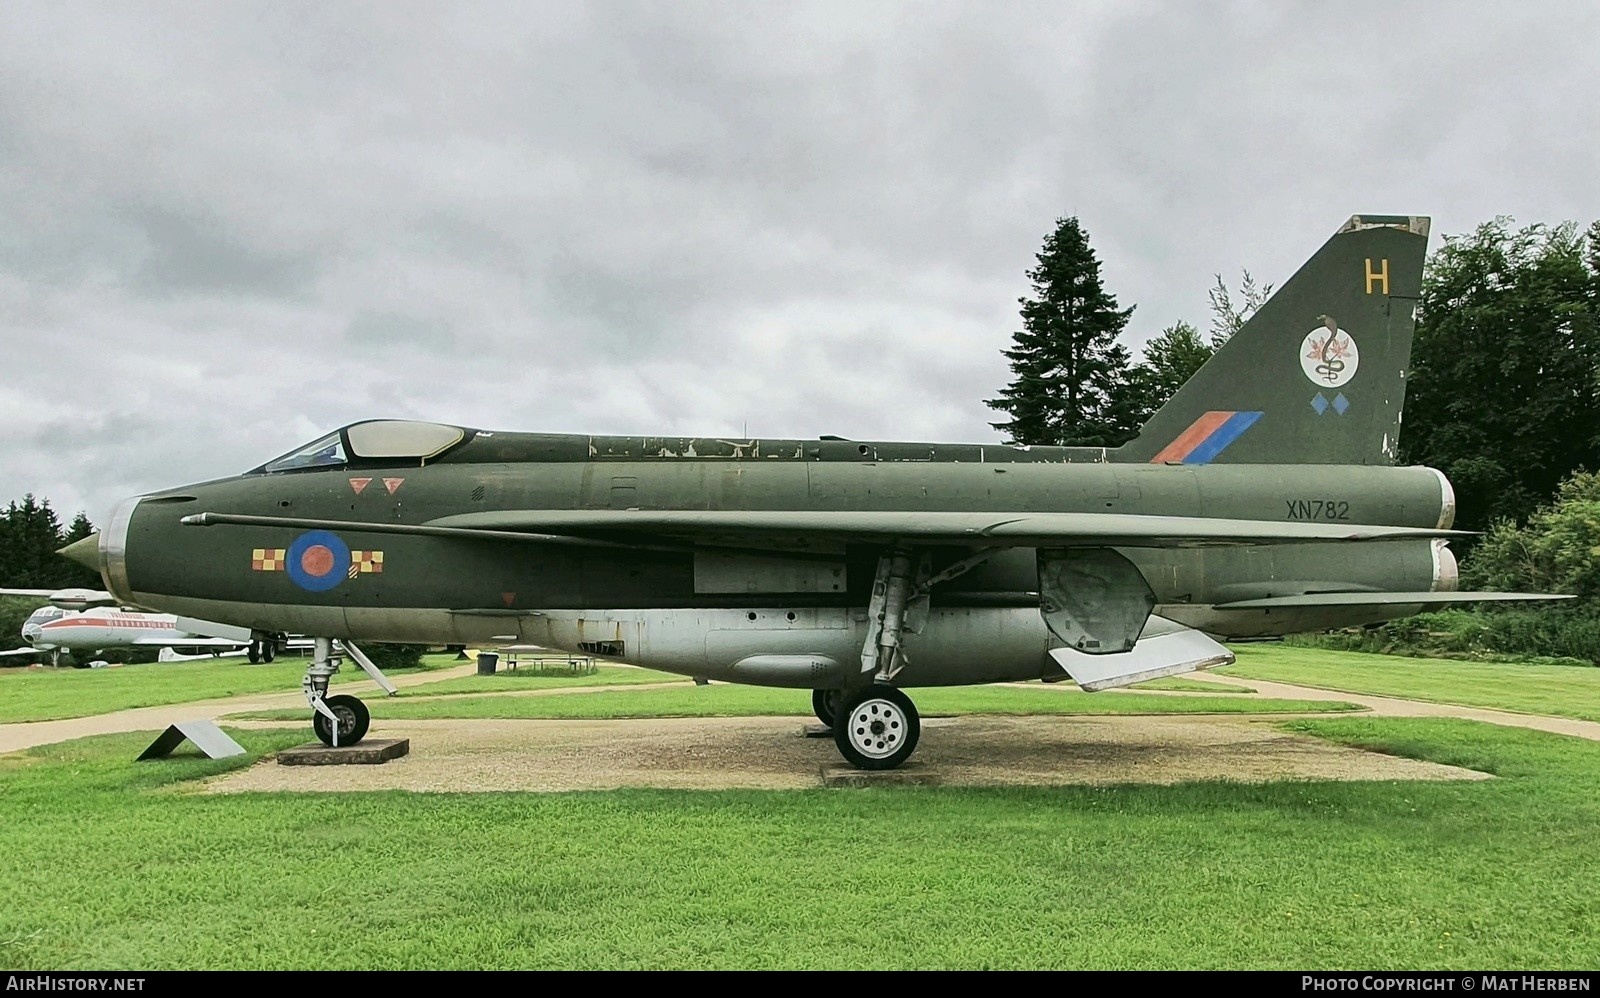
[
  {"x1": 811, "y1": 689, "x2": 841, "y2": 727},
  {"x1": 262, "y1": 641, "x2": 276, "y2": 663},
  {"x1": 247, "y1": 642, "x2": 261, "y2": 664},
  {"x1": 312, "y1": 694, "x2": 370, "y2": 747},
  {"x1": 833, "y1": 685, "x2": 920, "y2": 770}
]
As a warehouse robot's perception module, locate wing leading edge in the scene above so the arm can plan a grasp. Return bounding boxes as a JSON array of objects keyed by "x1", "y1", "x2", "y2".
[
  {"x1": 1213, "y1": 591, "x2": 1573, "y2": 609},
  {"x1": 183, "y1": 509, "x2": 1469, "y2": 551}
]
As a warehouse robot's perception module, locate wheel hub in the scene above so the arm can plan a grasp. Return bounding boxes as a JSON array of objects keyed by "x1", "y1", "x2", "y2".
[{"x1": 848, "y1": 699, "x2": 905, "y2": 759}]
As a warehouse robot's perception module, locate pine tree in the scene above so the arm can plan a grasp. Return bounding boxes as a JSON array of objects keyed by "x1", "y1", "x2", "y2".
[
  {"x1": 0, "y1": 497, "x2": 98, "y2": 588},
  {"x1": 10, "y1": 495, "x2": 65, "y2": 587},
  {"x1": 65, "y1": 511, "x2": 94, "y2": 543},
  {"x1": 986, "y1": 217, "x2": 1137, "y2": 446}
]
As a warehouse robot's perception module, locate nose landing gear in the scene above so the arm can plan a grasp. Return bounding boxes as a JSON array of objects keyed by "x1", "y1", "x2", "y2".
[
  {"x1": 312, "y1": 694, "x2": 370, "y2": 747},
  {"x1": 301, "y1": 637, "x2": 396, "y2": 747}
]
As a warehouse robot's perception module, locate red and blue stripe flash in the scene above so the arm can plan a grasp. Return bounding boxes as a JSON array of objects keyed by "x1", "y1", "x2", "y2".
[{"x1": 1149, "y1": 411, "x2": 1263, "y2": 464}]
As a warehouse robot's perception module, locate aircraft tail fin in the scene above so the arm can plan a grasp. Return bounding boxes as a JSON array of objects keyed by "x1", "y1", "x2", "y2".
[{"x1": 1117, "y1": 215, "x2": 1430, "y2": 465}]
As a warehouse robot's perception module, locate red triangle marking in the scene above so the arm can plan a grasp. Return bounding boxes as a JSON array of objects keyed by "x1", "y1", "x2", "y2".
[
  {"x1": 383, "y1": 477, "x2": 405, "y2": 494},
  {"x1": 349, "y1": 478, "x2": 371, "y2": 495},
  {"x1": 501, "y1": 592, "x2": 516, "y2": 607}
]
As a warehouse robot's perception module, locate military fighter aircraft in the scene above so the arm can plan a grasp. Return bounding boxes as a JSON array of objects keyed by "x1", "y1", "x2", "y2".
[{"x1": 61, "y1": 215, "x2": 1566, "y2": 767}]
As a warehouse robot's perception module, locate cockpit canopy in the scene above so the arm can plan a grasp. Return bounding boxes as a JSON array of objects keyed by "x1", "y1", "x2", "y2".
[{"x1": 258, "y1": 420, "x2": 468, "y2": 473}]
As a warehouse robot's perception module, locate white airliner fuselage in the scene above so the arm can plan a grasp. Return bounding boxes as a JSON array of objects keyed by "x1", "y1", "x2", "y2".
[{"x1": 3, "y1": 603, "x2": 259, "y2": 665}]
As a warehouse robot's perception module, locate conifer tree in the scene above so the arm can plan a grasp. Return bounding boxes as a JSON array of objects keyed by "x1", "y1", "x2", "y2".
[{"x1": 987, "y1": 217, "x2": 1137, "y2": 446}]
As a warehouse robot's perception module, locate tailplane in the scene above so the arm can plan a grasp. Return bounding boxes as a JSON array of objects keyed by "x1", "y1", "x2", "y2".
[{"x1": 1118, "y1": 215, "x2": 1430, "y2": 465}]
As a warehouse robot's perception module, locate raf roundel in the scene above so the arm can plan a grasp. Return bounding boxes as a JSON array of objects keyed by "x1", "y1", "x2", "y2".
[{"x1": 286, "y1": 530, "x2": 351, "y2": 592}]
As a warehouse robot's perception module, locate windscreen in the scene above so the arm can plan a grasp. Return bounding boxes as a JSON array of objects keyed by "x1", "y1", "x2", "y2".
[{"x1": 262, "y1": 432, "x2": 347, "y2": 472}]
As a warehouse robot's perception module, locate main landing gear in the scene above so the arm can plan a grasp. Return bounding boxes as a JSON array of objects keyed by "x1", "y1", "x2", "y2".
[
  {"x1": 833, "y1": 685, "x2": 920, "y2": 770},
  {"x1": 811, "y1": 546, "x2": 995, "y2": 770},
  {"x1": 301, "y1": 637, "x2": 397, "y2": 747},
  {"x1": 814, "y1": 685, "x2": 922, "y2": 768},
  {"x1": 246, "y1": 637, "x2": 277, "y2": 664}
]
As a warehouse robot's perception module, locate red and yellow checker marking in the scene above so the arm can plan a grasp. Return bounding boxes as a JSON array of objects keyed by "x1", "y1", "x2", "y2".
[
  {"x1": 251, "y1": 548, "x2": 287, "y2": 572},
  {"x1": 348, "y1": 550, "x2": 384, "y2": 578}
]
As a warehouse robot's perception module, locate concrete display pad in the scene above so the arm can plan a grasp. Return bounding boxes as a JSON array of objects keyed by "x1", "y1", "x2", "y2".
[{"x1": 276, "y1": 737, "x2": 410, "y2": 766}]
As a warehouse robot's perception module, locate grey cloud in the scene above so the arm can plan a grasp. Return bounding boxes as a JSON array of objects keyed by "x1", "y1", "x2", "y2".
[
  {"x1": 0, "y1": 1, "x2": 1597, "y2": 520},
  {"x1": 121, "y1": 201, "x2": 320, "y2": 298},
  {"x1": 344, "y1": 311, "x2": 456, "y2": 353}
]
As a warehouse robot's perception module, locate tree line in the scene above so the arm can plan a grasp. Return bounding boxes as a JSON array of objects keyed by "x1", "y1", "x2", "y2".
[
  {"x1": 987, "y1": 215, "x2": 1600, "y2": 535},
  {"x1": 986, "y1": 214, "x2": 1600, "y2": 663},
  {"x1": 0, "y1": 495, "x2": 100, "y2": 590}
]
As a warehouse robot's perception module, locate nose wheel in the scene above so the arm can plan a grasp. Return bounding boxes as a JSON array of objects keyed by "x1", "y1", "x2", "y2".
[
  {"x1": 833, "y1": 685, "x2": 920, "y2": 770},
  {"x1": 301, "y1": 637, "x2": 390, "y2": 747},
  {"x1": 311, "y1": 694, "x2": 370, "y2": 747}
]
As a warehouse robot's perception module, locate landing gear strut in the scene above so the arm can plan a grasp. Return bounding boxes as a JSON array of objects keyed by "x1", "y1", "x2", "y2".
[
  {"x1": 302, "y1": 637, "x2": 397, "y2": 747},
  {"x1": 829, "y1": 547, "x2": 996, "y2": 769},
  {"x1": 831, "y1": 546, "x2": 929, "y2": 770}
]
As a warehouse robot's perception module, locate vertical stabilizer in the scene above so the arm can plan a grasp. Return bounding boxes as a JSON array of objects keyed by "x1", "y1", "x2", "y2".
[{"x1": 1118, "y1": 215, "x2": 1430, "y2": 465}]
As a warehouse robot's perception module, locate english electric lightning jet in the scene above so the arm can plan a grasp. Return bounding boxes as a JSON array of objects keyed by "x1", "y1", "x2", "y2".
[{"x1": 61, "y1": 215, "x2": 1565, "y2": 766}]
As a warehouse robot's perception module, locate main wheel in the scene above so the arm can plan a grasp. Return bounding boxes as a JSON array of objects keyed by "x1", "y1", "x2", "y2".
[
  {"x1": 262, "y1": 641, "x2": 276, "y2": 663},
  {"x1": 833, "y1": 685, "x2": 920, "y2": 770},
  {"x1": 247, "y1": 641, "x2": 261, "y2": 664},
  {"x1": 312, "y1": 694, "x2": 370, "y2": 747},
  {"x1": 811, "y1": 689, "x2": 841, "y2": 727}
]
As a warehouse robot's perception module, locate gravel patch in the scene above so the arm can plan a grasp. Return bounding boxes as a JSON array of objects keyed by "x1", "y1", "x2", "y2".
[{"x1": 206, "y1": 713, "x2": 1491, "y2": 793}]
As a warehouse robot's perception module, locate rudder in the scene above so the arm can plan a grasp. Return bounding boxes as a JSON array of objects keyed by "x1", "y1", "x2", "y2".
[{"x1": 1118, "y1": 215, "x2": 1430, "y2": 465}]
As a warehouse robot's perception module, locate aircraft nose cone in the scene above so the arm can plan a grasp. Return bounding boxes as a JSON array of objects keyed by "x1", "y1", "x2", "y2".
[{"x1": 59, "y1": 533, "x2": 101, "y2": 572}]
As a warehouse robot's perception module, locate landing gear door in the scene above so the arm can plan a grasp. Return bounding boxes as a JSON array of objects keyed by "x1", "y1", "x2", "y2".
[{"x1": 1037, "y1": 547, "x2": 1156, "y2": 654}]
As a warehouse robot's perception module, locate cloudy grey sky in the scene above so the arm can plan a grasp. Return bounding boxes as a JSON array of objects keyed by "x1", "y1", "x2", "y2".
[{"x1": 2, "y1": 0, "x2": 1597, "y2": 523}]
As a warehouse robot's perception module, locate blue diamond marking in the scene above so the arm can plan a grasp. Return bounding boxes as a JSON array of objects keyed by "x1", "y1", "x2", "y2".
[
  {"x1": 1311, "y1": 393, "x2": 1329, "y2": 415},
  {"x1": 1332, "y1": 392, "x2": 1349, "y2": 415}
]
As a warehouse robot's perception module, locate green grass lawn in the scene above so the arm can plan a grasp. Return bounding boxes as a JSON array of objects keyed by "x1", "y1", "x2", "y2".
[
  {"x1": 1220, "y1": 644, "x2": 1600, "y2": 722},
  {"x1": 1, "y1": 718, "x2": 1597, "y2": 969},
  {"x1": 1127, "y1": 675, "x2": 1253, "y2": 693},
  {"x1": 0, "y1": 653, "x2": 462, "y2": 724},
  {"x1": 0, "y1": 656, "x2": 1243, "y2": 727},
  {"x1": 235, "y1": 681, "x2": 1357, "y2": 722}
]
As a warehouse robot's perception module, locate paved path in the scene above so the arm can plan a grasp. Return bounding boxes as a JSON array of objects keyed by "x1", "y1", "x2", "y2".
[
  {"x1": 1159, "y1": 671, "x2": 1600, "y2": 741},
  {"x1": 0, "y1": 662, "x2": 480, "y2": 754},
  {"x1": 5, "y1": 660, "x2": 1600, "y2": 754}
]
